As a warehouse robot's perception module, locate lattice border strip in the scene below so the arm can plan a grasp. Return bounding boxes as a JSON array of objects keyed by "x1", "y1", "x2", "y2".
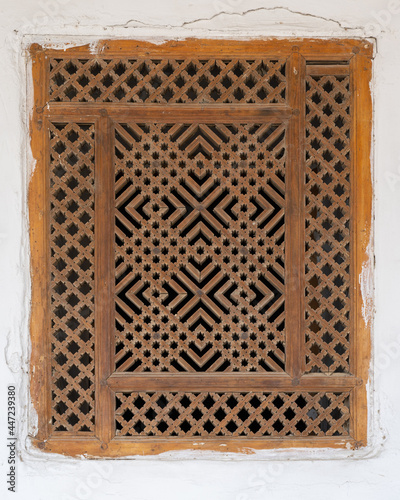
[
  {"x1": 48, "y1": 58, "x2": 287, "y2": 104},
  {"x1": 304, "y1": 67, "x2": 352, "y2": 374},
  {"x1": 49, "y1": 122, "x2": 96, "y2": 433},
  {"x1": 115, "y1": 391, "x2": 350, "y2": 437}
]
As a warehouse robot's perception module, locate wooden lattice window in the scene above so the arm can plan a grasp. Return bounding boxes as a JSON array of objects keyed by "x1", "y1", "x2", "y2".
[{"x1": 29, "y1": 39, "x2": 372, "y2": 456}]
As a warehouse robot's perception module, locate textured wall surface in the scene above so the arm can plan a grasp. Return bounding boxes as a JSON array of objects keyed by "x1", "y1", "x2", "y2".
[{"x1": 0, "y1": 0, "x2": 399, "y2": 499}]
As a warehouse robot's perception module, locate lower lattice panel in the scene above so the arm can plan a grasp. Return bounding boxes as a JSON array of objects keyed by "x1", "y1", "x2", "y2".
[{"x1": 115, "y1": 391, "x2": 350, "y2": 437}]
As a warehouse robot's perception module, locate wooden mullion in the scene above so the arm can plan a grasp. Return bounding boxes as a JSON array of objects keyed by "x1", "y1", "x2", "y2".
[
  {"x1": 298, "y1": 55, "x2": 307, "y2": 377},
  {"x1": 285, "y1": 49, "x2": 305, "y2": 380},
  {"x1": 95, "y1": 114, "x2": 115, "y2": 445},
  {"x1": 349, "y1": 54, "x2": 357, "y2": 396}
]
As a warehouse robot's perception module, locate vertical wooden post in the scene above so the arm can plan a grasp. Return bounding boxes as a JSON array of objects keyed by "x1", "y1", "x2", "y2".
[
  {"x1": 285, "y1": 48, "x2": 306, "y2": 380},
  {"x1": 95, "y1": 114, "x2": 115, "y2": 446}
]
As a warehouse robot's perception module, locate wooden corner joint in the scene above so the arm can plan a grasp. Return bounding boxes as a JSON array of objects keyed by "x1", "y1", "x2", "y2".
[
  {"x1": 353, "y1": 440, "x2": 366, "y2": 450},
  {"x1": 29, "y1": 43, "x2": 44, "y2": 57}
]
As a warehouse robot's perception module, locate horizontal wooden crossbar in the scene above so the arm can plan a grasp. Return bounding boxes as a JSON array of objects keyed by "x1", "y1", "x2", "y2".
[{"x1": 107, "y1": 373, "x2": 360, "y2": 391}]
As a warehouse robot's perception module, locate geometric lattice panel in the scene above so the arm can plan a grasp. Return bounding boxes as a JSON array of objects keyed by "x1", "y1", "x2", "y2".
[
  {"x1": 49, "y1": 122, "x2": 95, "y2": 432},
  {"x1": 114, "y1": 122, "x2": 286, "y2": 372},
  {"x1": 30, "y1": 40, "x2": 373, "y2": 455},
  {"x1": 305, "y1": 70, "x2": 351, "y2": 373},
  {"x1": 115, "y1": 391, "x2": 350, "y2": 437},
  {"x1": 49, "y1": 58, "x2": 287, "y2": 104}
]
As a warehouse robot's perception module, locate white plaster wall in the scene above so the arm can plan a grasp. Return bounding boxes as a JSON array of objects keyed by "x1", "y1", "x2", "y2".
[{"x1": 1, "y1": 0, "x2": 400, "y2": 498}]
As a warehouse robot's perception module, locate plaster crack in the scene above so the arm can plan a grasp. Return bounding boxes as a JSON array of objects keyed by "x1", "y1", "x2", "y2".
[{"x1": 122, "y1": 7, "x2": 366, "y2": 32}]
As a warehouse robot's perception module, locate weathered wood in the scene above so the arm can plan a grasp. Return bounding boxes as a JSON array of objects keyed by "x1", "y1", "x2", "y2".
[
  {"x1": 107, "y1": 373, "x2": 360, "y2": 391},
  {"x1": 29, "y1": 39, "x2": 373, "y2": 456}
]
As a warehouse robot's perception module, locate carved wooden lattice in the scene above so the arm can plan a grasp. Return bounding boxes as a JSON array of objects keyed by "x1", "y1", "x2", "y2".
[
  {"x1": 114, "y1": 122, "x2": 286, "y2": 373},
  {"x1": 115, "y1": 391, "x2": 350, "y2": 437},
  {"x1": 49, "y1": 58, "x2": 287, "y2": 104},
  {"x1": 304, "y1": 69, "x2": 351, "y2": 373},
  {"x1": 49, "y1": 122, "x2": 95, "y2": 432},
  {"x1": 30, "y1": 40, "x2": 372, "y2": 456}
]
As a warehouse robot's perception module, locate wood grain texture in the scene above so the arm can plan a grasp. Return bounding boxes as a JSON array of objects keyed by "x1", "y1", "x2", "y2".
[
  {"x1": 31, "y1": 434, "x2": 361, "y2": 457},
  {"x1": 285, "y1": 49, "x2": 304, "y2": 380},
  {"x1": 29, "y1": 39, "x2": 373, "y2": 456},
  {"x1": 30, "y1": 39, "x2": 373, "y2": 58},
  {"x1": 29, "y1": 49, "x2": 51, "y2": 441},
  {"x1": 349, "y1": 53, "x2": 373, "y2": 447},
  {"x1": 95, "y1": 115, "x2": 115, "y2": 444}
]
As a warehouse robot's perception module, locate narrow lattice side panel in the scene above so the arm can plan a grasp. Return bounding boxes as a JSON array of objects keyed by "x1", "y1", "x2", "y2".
[
  {"x1": 115, "y1": 391, "x2": 350, "y2": 437},
  {"x1": 304, "y1": 69, "x2": 351, "y2": 373},
  {"x1": 49, "y1": 58, "x2": 286, "y2": 104},
  {"x1": 114, "y1": 122, "x2": 286, "y2": 373},
  {"x1": 49, "y1": 123, "x2": 95, "y2": 432}
]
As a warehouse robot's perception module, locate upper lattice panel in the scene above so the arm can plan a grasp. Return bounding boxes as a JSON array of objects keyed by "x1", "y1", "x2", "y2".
[{"x1": 49, "y1": 58, "x2": 287, "y2": 104}]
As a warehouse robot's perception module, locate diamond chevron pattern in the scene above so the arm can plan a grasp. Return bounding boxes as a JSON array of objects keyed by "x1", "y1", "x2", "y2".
[{"x1": 114, "y1": 122, "x2": 286, "y2": 372}]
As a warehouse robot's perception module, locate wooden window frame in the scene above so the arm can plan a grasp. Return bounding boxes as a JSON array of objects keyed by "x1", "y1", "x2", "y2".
[{"x1": 29, "y1": 38, "x2": 373, "y2": 457}]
